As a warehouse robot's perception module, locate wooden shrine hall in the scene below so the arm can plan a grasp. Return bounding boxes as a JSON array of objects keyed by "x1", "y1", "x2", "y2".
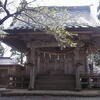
[{"x1": 1, "y1": 4, "x2": 100, "y2": 90}]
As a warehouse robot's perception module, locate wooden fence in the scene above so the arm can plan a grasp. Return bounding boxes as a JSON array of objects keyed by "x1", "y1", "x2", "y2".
[
  {"x1": 8, "y1": 75, "x2": 29, "y2": 89},
  {"x1": 80, "y1": 72, "x2": 100, "y2": 89}
]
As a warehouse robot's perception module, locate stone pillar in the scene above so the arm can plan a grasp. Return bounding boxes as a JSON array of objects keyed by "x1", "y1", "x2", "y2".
[{"x1": 74, "y1": 47, "x2": 81, "y2": 90}]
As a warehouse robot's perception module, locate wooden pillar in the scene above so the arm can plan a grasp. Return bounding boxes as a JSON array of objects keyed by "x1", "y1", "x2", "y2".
[
  {"x1": 29, "y1": 64, "x2": 35, "y2": 89},
  {"x1": 37, "y1": 53, "x2": 40, "y2": 73},
  {"x1": 28, "y1": 48, "x2": 36, "y2": 90},
  {"x1": 75, "y1": 64, "x2": 81, "y2": 90},
  {"x1": 74, "y1": 47, "x2": 81, "y2": 90},
  {"x1": 20, "y1": 52, "x2": 23, "y2": 64},
  {"x1": 55, "y1": 55, "x2": 57, "y2": 71},
  {"x1": 84, "y1": 54, "x2": 88, "y2": 74},
  {"x1": 64, "y1": 54, "x2": 68, "y2": 74}
]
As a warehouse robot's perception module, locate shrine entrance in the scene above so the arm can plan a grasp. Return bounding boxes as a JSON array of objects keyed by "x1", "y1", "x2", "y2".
[
  {"x1": 36, "y1": 48, "x2": 75, "y2": 75},
  {"x1": 35, "y1": 48, "x2": 76, "y2": 90}
]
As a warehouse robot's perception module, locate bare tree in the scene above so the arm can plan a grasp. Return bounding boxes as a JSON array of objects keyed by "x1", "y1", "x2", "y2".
[
  {"x1": 0, "y1": 0, "x2": 36, "y2": 25},
  {"x1": 0, "y1": 0, "x2": 77, "y2": 48}
]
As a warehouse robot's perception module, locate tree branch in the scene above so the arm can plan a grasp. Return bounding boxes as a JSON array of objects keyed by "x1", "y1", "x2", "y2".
[
  {"x1": 0, "y1": 1, "x2": 2, "y2": 7},
  {"x1": 0, "y1": 0, "x2": 10, "y2": 15},
  {"x1": 21, "y1": 12, "x2": 49, "y2": 28},
  {"x1": 0, "y1": 0, "x2": 26, "y2": 25},
  {"x1": 15, "y1": 17, "x2": 34, "y2": 27},
  {"x1": 0, "y1": 0, "x2": 37, "y2": 25},
  {"x1": 0, "y1": 14, "x2": 13, "y2": 25},
  {"x1": 4, "y1": 0, "x2": 8, "y2": 8},
  {"x1": 0, "y1": 8, "x2": 24, "y2": 25}
]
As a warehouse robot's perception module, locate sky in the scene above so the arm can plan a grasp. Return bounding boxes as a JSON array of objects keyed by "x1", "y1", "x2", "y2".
[
  {"x1": 12, "y1": 0, "x2": 99, "y2": 8},
  {"x1": 2, "y1": 0, "x2": 99, "y2": 10},
  {"x1": 32, "y1": 0, "x2": 98, "y2": 6},
  {"x1": 1, "y1": 0, "x2": 100, "y2": 57}
]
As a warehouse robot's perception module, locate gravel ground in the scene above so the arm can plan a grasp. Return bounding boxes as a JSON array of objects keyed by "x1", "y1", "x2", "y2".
[{"x1": 0, "y1": 96, "x2": 100, "y2": 100}]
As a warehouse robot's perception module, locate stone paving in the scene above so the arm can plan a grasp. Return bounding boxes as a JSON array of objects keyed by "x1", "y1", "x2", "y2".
[
  {"x1": 0, "y1": 96, "x2": 100, "y2": 100},
  {"x1": 1, "y1": 89, "x2": 100, "y2": 97},
  {"x1": 1, "y1": 89, "x2": 100, "y2": 100}
]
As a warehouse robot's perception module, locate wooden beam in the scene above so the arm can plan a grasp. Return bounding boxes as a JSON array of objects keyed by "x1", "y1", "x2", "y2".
[
  {"x1": 28, "y1": 41, "x2": 59, "y2": 48},
  {"x1": 72, "y1": 31, "x2": 93, "y2": 34},
  {"x1": 92, "y1": 34, "x2": 100, "y2": 37},
  {"x1": 78, "y1": 34, "x2": 91, "y2": 40},
  {"x1": 7, "y1": 30, "x2": 94, "y2": 35}
]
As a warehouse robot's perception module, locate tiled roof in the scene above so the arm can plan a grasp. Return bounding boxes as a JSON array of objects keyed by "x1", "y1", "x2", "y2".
[
  {"x1": 0, "y1": 30, "x2": 8, "y2": 34},
  {"x1": 0, "y1": 57, "x2": 19, "y2": 66},
  {"x1": 6, "y1": 6, "x2": 100, "y2": 32}
]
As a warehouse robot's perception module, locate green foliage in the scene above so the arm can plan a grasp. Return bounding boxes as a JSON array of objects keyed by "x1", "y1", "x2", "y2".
[
  {"x1": 35, "y1": 7, "x2": 78, "y2": 48},
  {"x1": 13, "y1": 6, "x2": 78, "y2": 49},
  {"x1": 48, "y1": 27, "x2": 77, "y2": 48}
]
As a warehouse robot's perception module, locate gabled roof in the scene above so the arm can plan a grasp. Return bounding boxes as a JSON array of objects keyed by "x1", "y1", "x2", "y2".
[
  {"x1": 5, "y1": 6, "x2": 100, "y2": 33},
  {"x1": 2, "y1": 5, "x2": 100, "y2": 52}
]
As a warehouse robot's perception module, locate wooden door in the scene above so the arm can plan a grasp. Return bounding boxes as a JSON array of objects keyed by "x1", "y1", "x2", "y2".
[
  {"x1": 37, "y1": 53, "x2": 65, "y2": 74},
  {"x1": 64, "y1": 54, "x2": 74, "y2": 75}
]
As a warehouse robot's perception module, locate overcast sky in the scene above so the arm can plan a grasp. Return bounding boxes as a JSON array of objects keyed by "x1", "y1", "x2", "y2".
[
  {"x1": 32, "y1": 0, "x2": 99, "y2": 6},
  {"x1": 2, "y1": 0, "x2": 99, "y2": 8}
]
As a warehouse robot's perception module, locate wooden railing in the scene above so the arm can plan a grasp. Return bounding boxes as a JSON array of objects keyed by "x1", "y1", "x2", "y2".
[
  {"x1": 80, "y1": 72, "x2": 100, "y2": 89},
  {"x1": 8, "y1": 75, "x2": 29, "y2": 89}
]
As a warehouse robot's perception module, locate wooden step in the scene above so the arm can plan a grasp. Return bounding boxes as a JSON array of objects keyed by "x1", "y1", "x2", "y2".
[{"x1": 35, "y1": 74, "x2": 75, "y2": 90}]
